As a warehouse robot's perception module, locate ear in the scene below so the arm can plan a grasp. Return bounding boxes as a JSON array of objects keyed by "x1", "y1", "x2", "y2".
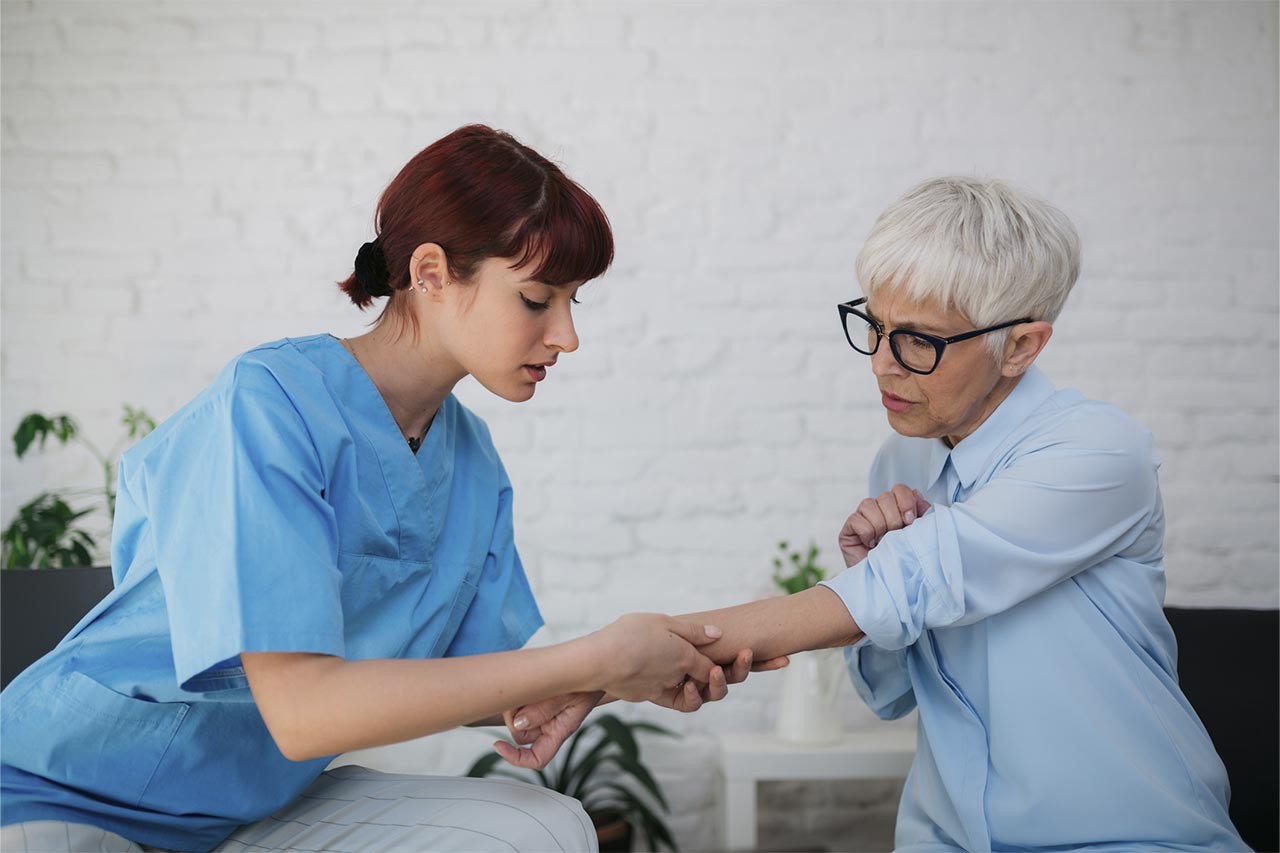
[
  {"x1": 1001, "y1": 321, "x2": 1053, "y2": 377},
  {"x1": 408, "y1": 243, "x2": 450, "y2": 300}
]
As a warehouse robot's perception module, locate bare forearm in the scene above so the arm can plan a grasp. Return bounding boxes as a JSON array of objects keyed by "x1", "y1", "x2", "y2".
[
  {"x1": 245, "y1": 639, "x2": 602, "y2": 760},
  {"x1": 681, "y1": 585, "x2": 862, "y2": 665}
]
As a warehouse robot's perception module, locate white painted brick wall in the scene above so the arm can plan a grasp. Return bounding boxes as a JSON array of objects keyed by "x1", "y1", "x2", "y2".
[{"x1": 3, "y1": 2, "x2": 1276, "y2": 850}]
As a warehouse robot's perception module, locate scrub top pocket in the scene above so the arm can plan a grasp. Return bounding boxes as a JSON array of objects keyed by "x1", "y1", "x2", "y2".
[
  {"x1": 7, "y1": 671, "x2": 188, "y2": 809},
  {"x1": 430, "y1": 574, "x2": 480, "y2": 658}
]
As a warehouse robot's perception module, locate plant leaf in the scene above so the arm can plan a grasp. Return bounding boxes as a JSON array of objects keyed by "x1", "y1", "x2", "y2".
[
  {"x1": 12, "y1": 413, "x2": 79, "y2": 458},
  {"x1": 553, "y1": 717, "x2": 594, "y2": 793},
  {"x1": 565, "y1": 736, "x2": 614, "y2": 801},
  {"x1": 465, "y1": 751, "x2": 507, "y2": 778},
  {"x1": 600, "y1": 753, "x2": 669, "y2": 812},
  {"x1": 580, "y1": 793, "x2": 624, "y2": 814},
  {"x1": 53, "y1": 415, "x2": 76, "y2": 443},
  {"x1": 12, "y1": 415, "x2": 40, "y2": 458},
  {"x1": 0, "y1": 492, "x2": 97, "y2": 569},
  {"x1": 593, "y1": 781, "x2": 677, "y2": 851},
  {"x1": 66, "y1": 540, "x2": 93, "y2": 567},
  {"x1": 122, "y1": 405, "x2": 156, "y2": 441},
  {"x1": 594, "y1": 714, "x2": 639, "y2": 760}
]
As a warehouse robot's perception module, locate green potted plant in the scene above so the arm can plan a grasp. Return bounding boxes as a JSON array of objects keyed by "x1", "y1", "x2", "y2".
[
  {"x1": 1, "y1": 405, "x2": 155, "y2": 687},
  {"x1": 771, "y1": 539, "x2": 826, "y2": 594},
  {"x1": 466, "y1": 712, "x2": 679, "y2": 852}
]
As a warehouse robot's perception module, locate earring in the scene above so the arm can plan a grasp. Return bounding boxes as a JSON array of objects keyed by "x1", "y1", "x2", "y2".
[{"x1": 417, "y1": 278, "x2": 427, "y2": 294}]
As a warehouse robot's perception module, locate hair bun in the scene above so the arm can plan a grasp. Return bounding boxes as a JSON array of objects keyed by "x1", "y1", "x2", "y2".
[{"x1": 353, "y1": 241, "x2": 391, "y2": 297}]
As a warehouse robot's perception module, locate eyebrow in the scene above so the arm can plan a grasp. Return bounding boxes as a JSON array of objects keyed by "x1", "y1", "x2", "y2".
[{"x1": 864, "y1": 306, "x2": 949, "y2": 335}]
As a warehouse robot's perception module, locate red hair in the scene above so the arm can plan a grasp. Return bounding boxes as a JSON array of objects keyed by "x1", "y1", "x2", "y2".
[{"x1": 339, "y1": 125, "x2": 614, "y2": 312}]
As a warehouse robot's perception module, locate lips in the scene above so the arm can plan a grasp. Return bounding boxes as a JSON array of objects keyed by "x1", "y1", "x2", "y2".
[
  {"x1": 524, "y1": 364, "x2": 548, "y2": 381},
  {"x1": 881, "y1": 390, "x2": 915, "y2": 413}
]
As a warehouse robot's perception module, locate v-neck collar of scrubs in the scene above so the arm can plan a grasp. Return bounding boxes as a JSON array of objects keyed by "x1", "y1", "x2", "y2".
[
  {"x1": 311, "y1": 334, "x2": 455, "y2": 558},
  {"x1": 939, "y1": 365, "x2": 1056, "y2": 491}
]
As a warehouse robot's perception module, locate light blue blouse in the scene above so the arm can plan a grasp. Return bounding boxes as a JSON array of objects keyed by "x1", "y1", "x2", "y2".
[
  {"x1": 822, "y1": 366, "x2": 1244, "y2": 852},
  {"x1": 1, "y1": 335, "x2": 542, "y2": 852}
]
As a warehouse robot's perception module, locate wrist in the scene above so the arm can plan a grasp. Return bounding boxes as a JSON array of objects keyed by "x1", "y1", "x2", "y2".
[{"x1": 563, "y1": 630, "x2": 614, "y2": 694}]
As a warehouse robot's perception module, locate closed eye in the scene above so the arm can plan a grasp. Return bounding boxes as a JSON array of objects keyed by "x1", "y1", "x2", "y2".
[
  {"x1": 520, "y1": 293, "x2": 550, "y2": 311},
  {"x1": 902, "y1": 333, "x2": 937, "y2": 351}
]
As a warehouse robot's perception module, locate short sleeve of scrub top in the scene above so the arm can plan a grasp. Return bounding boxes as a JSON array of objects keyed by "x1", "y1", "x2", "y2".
[{"x1": 133, "y1": 362, "x2": 346, "y2": 689}]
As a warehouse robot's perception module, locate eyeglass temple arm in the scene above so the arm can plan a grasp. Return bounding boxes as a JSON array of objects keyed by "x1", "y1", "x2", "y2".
[{"x1": 939, "y1": 317, "x2": 1035, "y2": 345}]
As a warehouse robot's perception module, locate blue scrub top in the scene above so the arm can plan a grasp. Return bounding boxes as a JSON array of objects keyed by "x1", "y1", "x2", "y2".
[
  {"x1": 822, "y1": 367, "x2": 1245, "y2": 851},
  {"x1": 0, "y1": 335, "x2": 543, "y2": 852}
]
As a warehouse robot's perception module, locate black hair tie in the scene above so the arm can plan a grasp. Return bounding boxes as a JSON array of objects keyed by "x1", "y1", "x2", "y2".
[{"x1": 354, "y1": 241, "x2": 392, "y2": 297}]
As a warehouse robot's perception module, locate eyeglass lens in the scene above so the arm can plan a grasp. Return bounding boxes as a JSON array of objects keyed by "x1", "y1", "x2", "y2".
[{"x1": 844, "y1": 309, "x2": 940, "y2": 373}]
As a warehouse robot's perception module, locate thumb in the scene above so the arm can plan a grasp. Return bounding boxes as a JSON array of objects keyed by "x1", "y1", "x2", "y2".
[
  {"x1": 495, "y1": 739, "x2": 548, "y2": 770},
  {"x1": 667, "y1": 618, "x2": 723, "y2": 647},
  {"x1": 508, "y1": 696, "x2": 568, "y2": 734},
  {"x1": 914, "y1": 489, "x2": 932, "y2": 516}
]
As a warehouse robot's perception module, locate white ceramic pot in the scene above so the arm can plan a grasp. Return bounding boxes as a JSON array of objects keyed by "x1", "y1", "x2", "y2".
[{"x1": 774, "y1": 647, "x2": 846, "y2": 744}]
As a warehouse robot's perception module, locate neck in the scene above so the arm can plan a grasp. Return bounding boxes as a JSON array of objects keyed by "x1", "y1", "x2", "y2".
[
  {"x1": 343, "y1": 323, "x2": 465, "y2": 441},
  {"x1": 943, "y1": 372, "x2": 1023, "y2": 448}
]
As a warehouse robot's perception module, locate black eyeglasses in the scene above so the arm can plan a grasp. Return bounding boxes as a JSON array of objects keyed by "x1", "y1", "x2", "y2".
[{"x1": 837, "y1": 297, "x2": 1032, "y2": 375}]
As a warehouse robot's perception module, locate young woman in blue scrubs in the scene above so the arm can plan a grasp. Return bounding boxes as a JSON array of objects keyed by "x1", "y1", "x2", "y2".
[{"x1": 0, "y1": 125, "x2": 759, "y2": 853}]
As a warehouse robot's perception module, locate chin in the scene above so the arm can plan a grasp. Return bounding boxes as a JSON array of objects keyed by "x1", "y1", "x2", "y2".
[
  {"x1": 884, "y1": 411, "x2": 933, "y2": 439},
  {"x1": 499, "y1": 384, "x2": 537, "y2": 403},
  {"x1": 474, "y1": 374, "x2": 537, "y2": 403}
]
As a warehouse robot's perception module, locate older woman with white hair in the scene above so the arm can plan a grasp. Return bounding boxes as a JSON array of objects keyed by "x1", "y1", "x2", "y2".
[
  {"x1": 498, "y1": 177, "x2": 1244, "y2": 850},
  {"x1": 817, "y1": 176, "x2": 1245, "y2": 851}
]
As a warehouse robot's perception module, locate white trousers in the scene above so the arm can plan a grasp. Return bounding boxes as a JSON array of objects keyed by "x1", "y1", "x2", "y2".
[{"x1": 1, "y1": 766, "x2": 599, "y2": 853}]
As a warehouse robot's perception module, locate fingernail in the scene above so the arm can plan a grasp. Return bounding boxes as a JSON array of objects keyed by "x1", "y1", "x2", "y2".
[
  {"x1": 513, "y1": 717, "x2": 528, "y2": 731},
  {"x1": 704, "y1": 624, "x2": 722, "y2": 638},
  {"x1": 904, "y1": 510, "x2": 915, "y2": 524}
]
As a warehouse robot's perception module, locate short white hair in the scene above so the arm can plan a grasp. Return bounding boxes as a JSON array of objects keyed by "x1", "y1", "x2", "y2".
[{"x1": 855, "y1": 177, "x2": 1081, "y2": 356}]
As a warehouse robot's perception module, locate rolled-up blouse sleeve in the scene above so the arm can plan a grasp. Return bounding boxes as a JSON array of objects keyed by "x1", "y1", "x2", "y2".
[
  {"x1": 133, "y1": 367, "x2": 345, "y2": 691},
  {"x1": 844, "y1": 638, "x2": 917, "y2": 720},
  {"x1": 825, "y1": 417, "x2": 1159, "y2": 651},
  {"x1": 445, "y1": 461, "x2": 543, "y2": 656}
]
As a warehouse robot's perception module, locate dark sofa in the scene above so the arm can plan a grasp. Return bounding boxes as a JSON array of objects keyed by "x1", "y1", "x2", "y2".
[{"x1": 1165, "y1": 606, "x2": 1278, "y2": 853}]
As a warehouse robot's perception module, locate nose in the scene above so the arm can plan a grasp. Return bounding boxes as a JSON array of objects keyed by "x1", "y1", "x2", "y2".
[
  {"x1": 547, "y1": 303, "x2": 579, "y2": 354},
  {"x1": 870, "y1": 340, "x2": 905, "y2": 378}
]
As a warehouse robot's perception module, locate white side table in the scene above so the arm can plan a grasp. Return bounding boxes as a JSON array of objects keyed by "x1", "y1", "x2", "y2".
[{"x1": 714, "y1": 728, "x2": 916, "y2": 851}]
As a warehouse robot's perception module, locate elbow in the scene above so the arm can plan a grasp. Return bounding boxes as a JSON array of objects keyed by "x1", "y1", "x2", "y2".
[
  {"x1": 259, "y1": 709, "x2": 316, "y2": 762},
  {"x1": 262, "y1": 713, "x2": 330, "y2": 762},
  {"x1": 278, "y1": 740, "x2": 326, "y2": 763},
  {"x1": 243, "y1": 652, "x2": 345, "y2": 762}
]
